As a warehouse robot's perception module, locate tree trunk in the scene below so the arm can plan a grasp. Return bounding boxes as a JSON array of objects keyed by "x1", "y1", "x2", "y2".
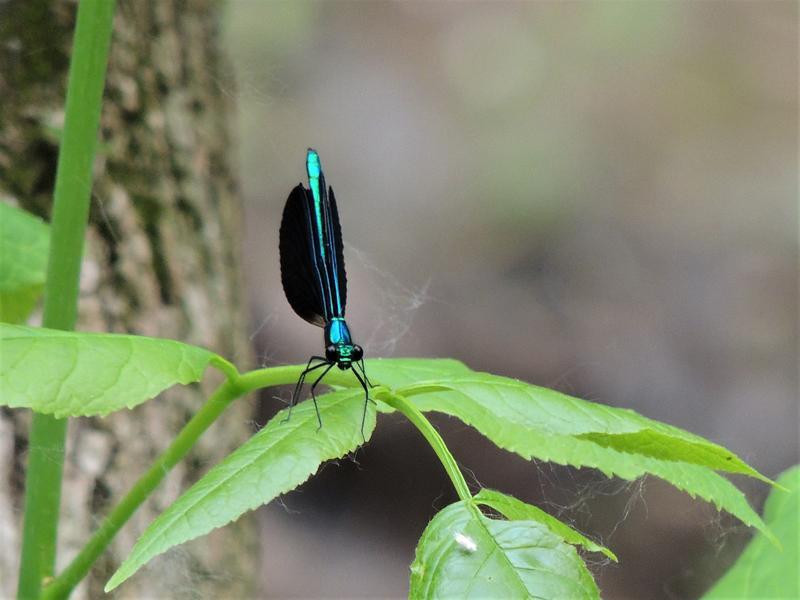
[{"x1": 0, "y1": 1, "x2": 257, "y2": 598}]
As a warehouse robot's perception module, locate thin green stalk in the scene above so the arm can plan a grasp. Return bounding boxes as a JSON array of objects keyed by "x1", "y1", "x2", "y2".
[
  {"x1": 42, "y1": 379, "x2": 241, "y2": 600},
  {"x1": 378, "y1": 390, "x2": 472, "y2": 503},
  {"x1": 235, "y1": 364, "x2": 357, "y2": 391},
  {"x1": 41, "y1": 364, "x2": 309, "y2": 600},
  {"x1": 17, "y1": 417, "x2": 67, "y2": 597},
  {"x1": 17, "y1": 2, "x2": 116, "y2": 599}
]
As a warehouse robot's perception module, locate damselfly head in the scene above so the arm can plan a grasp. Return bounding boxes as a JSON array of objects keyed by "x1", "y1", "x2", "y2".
[{"x1": 326, "y1": 343, "x2": 363, "y2": 369}]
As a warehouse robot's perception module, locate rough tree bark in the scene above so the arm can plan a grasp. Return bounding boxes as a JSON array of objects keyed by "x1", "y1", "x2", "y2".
[{"x1": 0, "y1": 1, "x2": 257, "y2": 598}]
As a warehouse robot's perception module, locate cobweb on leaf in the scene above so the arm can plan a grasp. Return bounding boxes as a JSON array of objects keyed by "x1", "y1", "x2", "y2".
[{"x1": 346, "y1": 242, "x2": 433, "y2": 356}]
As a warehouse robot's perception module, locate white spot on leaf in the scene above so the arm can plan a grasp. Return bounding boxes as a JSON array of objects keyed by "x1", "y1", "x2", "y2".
[{"x1": 454, "y1": 532, "x2": 477, "y2": 553}]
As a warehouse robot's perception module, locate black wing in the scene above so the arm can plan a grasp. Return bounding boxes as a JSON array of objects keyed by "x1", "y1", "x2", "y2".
[
  {"x1": 279, "y1": 181, "x2": 349, "y2": 326},
  {"x1": 279, "y1": 184, "x2": 326, "y2": 326}
]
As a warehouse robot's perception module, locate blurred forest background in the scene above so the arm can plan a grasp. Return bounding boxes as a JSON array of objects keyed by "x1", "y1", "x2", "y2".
[{"x1": 222, "y1": 2, "x2": 796, "y2": 599}]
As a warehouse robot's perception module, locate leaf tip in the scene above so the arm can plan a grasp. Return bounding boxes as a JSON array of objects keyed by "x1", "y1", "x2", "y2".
[
  {"x1": 104, "y1": 573, "x2": 122, "y2": 593},
  {"x1": 762, "y1": 526, "x2": 782, "y2": 549},
  {"x1": 104, "y1": 560, "x2": 138, "y2": 593},
  {"x1": 601, "y1": 547, "x2": 619, "y2": 562},
  {"x1": 770, "y1": 481, "x2": 790, "y2": 493}
]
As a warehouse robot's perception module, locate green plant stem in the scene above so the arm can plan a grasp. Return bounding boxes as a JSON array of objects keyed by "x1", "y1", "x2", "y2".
[
  {"x1": 378, "y1": 390, "x2": 472, "y2": 503},
  {"x1": 42, "y1": 379, "x2": 241, "y2": 600},
  {"x1": 17, "y1": 1, "x2": 116, "y2": 599},
  {"x1": 235, "y1": 364, "x2": 356, "y2": 391},
  {"x1": 41, "y1": 364, "x2": 310, "y2": 599},
  {"x1": 17, "y1": 417, "x2": 68, "y2": 598}
]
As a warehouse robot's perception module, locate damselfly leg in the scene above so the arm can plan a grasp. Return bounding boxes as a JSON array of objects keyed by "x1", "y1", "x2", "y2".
[
  {"x1": 351, "y1": 366, "x2": 371, "y2": 440},
  {"x1": 357, "y1": 358, "x2": 375, "y2": 388},
  {"x1": 309, "y1": 362, "x2": 336, "y2": 430},
  {"x1": 284, "y1": 356, "x2": 328, "y2": 423}
]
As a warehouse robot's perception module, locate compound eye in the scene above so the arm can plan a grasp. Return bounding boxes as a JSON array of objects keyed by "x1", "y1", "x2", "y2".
[
  {"x1": 325, "y1": 345, "x2": 338, "y2": 362},
  {"x1": 351, "y1": 345, "x2": 363, "y2": 361}
]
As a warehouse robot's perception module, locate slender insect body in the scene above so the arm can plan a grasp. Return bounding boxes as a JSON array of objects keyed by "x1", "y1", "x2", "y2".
[{"x1": 279, "y1": 149, "x2": 371, "y2": 431}]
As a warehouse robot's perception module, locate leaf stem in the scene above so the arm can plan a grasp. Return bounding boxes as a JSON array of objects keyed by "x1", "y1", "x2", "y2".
[
  {"x1": 234, "y1": 364, "x2": 356, "y2": 392},
  {"x1": 377, "y1": 390, "x2": 472, "y2": 503},
  {"x1": 41, "y1": 363, "x2": 318, "y2": 599},
  {"x1": 42, "y1": 379, "x2": 242, "y2": 600},
  {"x1": 17, "y1": 1, "x2": 116, "y2": 598}
]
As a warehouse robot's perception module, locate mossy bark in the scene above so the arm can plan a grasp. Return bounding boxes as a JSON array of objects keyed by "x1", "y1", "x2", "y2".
[{"x1": 0, "y1": 1, "x2": 257, "y2": 597}]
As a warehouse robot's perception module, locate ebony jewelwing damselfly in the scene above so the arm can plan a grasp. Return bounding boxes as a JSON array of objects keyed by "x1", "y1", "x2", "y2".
[{"x1": 279, "y1": 148, "x2": 371, "y2": 433}]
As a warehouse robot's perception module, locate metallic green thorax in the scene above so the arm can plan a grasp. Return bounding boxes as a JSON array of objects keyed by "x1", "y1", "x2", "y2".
[{"x1": 325, "y1": 317, "x2": 356, "y2": 362}]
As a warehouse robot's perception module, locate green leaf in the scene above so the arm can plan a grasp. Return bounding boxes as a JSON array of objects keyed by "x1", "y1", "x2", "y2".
[
  {"x1": 0, "y1": 324, "x2": 223, "y2": 416},
  {"x1": 0, "y1": 203, "x2": 50, "y2": 323},
  {"x1": 340, "y1": 358, "x2": 471, "y2": 413},
  {"x1": 401, "y1": 373, "x2": 764, "y2": 479},
  {"x1": 366, "y1": 357, "x2": 472, "y2": 388},
  {"x1": 399, "y1": 372, "x2": 772, "y2": 538},
  {"x1": 106, "y1": 389, "x2": 376, "y2": 592},
  {"x1": 473, "y1": 489, "x2": 617, "y2": 561},
  {"x1": 703, "y1": 465, "x2": 799, "y2": 599},
  {"x1": 410, "y1": 500, "x2": 599, "y2": 599}
]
